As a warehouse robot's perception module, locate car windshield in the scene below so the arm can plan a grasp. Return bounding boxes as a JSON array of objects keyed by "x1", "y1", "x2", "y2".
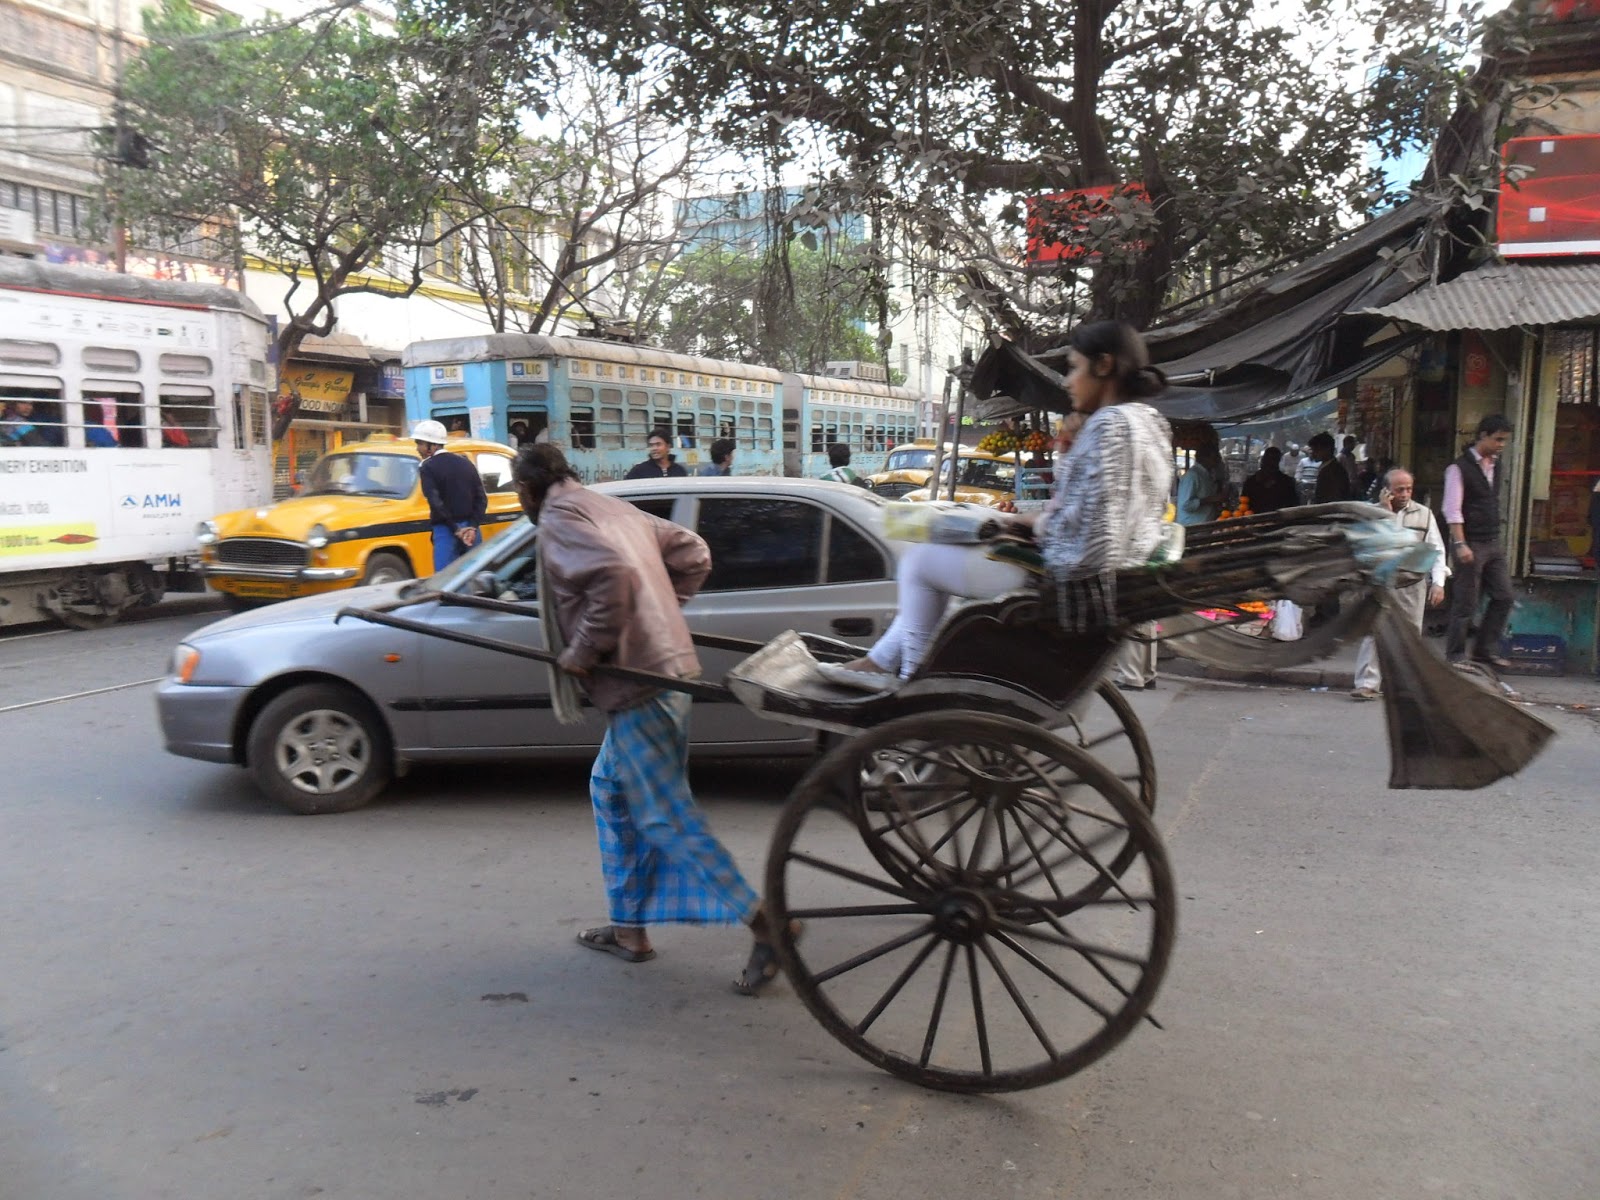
[
  {"x1": 305, "y1": 452, "x2": 418, "y2": 498},
  {"x1": 885, "y1": 449, "x2": 936, "y2": 471}
]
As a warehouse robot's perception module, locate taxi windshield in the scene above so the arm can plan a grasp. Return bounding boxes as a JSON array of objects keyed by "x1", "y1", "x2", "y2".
[
  {"x1": 885, "y1": 448, "x2": 936, "y2": 471},
  {"x1": 305, "y1": 452, "x2": 418, "y2": 499},
  {"x1": 933, "y1": 457, "x2": 1018, "y2": 488}
]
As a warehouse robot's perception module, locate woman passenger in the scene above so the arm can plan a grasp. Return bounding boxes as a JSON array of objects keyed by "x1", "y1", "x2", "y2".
[{"x1": 819, "y1": 321, "x2": 1173, "y2": 688}]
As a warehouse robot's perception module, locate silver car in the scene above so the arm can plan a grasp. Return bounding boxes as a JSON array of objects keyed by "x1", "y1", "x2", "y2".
[{"x1": 158, "y1": 478, "x2": 901, "y2": 814}]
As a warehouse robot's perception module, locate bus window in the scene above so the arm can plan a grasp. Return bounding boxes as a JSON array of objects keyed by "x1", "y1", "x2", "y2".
[
  {"x1": 570, "y1": 408, "x2": 596, "y2": 449},
  {"x1": 1, "y1": 378, "x2": 64, "y2": 447},
  {"x1": 159, "y1": 385, "x2": 215, "y2": 448}
]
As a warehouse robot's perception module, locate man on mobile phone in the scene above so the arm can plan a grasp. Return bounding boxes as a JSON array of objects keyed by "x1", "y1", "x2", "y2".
[{"x1": 1350, "y1": 467, "x2": 1448, "y2": 700}]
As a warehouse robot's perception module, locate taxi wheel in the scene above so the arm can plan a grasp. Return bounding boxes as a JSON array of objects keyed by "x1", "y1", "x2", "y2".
[
  {"x1": 246, "y1": 683, "x2": 393, "y2": 815},
  {"x1": 222, "y1": 595, "x2": 267, "y2": 614},
  {"x1": 362, "y1": 552, "x2": 412, "y2": 586}
]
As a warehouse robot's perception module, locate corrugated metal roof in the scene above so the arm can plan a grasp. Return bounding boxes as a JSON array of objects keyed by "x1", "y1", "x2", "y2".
[{"x1": 1360, "y1": 260, "x2": 1600, "y2": 330}]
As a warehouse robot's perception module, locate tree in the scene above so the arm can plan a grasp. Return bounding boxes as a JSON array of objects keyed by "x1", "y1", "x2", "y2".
[
  {"x1": 105, "y1": 0, "x2": 550, "y2": 434},
  {"x1": 647, "y1": 239, "x2": 885, "y2": 372},
  {"x1": 450, "y1": 59, "x2": 708, "y2": 335},
  {"x1": 497, "y1": 0, "x2": 1531, "y2": 336}
]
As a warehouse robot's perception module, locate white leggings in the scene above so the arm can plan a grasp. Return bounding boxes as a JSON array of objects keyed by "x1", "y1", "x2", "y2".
[{"x1": 866, "y1": 543, "x2": 1029, "y2": 677}]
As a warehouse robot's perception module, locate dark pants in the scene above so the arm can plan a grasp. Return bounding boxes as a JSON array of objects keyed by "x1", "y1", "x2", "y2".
[
  {"x1": 1445, "y1": 540, "x2": 1514, "y2": 661},
  {"x1": 430, "y1": 523, "x2": 478, "y2": 572}
]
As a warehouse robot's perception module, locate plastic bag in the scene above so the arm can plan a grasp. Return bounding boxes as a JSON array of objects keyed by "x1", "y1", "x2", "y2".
[{"x1": 1269, "y1": 599, "x2": 1303, "y2": 642}]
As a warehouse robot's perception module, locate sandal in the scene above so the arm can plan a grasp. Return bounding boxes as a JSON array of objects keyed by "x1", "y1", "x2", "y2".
[
  {"x1": 576, "y1": 925, "x2": 656, "y2": 963},
  {"x1": 732, "y1": 921, "x2": 802, "y2": 996}
]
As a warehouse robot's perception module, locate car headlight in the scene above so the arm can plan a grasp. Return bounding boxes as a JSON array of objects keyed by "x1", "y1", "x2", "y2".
[
  {"x1": 195, "y1": 519, "x2": 219, "y2": 545},
  {"x1": 306, "y1": 524, "x2": 331, "y2": 549},
  {"x1": 173, "y1": 644, "x2": 201, "y2": 684}
]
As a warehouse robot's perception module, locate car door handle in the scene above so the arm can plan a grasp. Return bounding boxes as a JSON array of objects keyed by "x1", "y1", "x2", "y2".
[{"x1": 831, "y1": 617, "x2": 875, "y2": 637}]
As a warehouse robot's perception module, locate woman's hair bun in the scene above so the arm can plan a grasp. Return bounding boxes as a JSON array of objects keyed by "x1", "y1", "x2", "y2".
[{"x1": 1128, "y1": 364, "x2": 1167, "y2": 398}]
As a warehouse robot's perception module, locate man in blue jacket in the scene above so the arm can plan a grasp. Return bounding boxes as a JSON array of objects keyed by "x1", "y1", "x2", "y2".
[{"x1": 413, "y1": 419, "x2": 487, "y2": 571}]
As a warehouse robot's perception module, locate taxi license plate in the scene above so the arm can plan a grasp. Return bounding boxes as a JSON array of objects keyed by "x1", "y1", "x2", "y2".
[{"x1": 231, "y1": 582, "x2": 292, "y2": 598}]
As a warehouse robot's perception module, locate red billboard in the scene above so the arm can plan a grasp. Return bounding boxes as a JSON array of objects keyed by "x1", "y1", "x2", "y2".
[
  {"x1": 1499, "y1": 134, "x2": 1600, "y2": 258},
  {"x1": 1025, "y1": 183, "x2": 1148, "y2": 264}
]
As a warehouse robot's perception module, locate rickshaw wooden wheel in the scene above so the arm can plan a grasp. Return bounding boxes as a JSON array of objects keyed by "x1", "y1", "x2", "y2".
[{"x1": 765, "y1": 711, "x2": 1175, "y2": 1094}]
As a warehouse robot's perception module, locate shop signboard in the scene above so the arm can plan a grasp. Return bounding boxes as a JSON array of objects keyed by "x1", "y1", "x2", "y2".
[{"x1": 1499, "y1": 135, "x2": 1600, "y2": 257}]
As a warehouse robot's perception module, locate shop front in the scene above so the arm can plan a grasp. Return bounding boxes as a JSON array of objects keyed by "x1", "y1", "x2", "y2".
[
  {"x1": 271, "y1": 337, "x2": 405, "y2": 496},
  {"x1": 1366, "y1": 262, "x2": 1600, "y2": 675}
]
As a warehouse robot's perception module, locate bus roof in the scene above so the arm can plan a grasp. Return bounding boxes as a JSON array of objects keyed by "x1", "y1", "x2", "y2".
[
  {"x1": 0, "y1": 256, "x2": 266, "y2": 318},
  {"x1": 402, "y1": 332, "x2": 785, "y2": 382}
]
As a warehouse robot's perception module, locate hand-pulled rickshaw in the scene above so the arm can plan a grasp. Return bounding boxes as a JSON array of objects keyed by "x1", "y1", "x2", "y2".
[{"x1": 337, "y1": 501, "x2": 1553, "y2": 1095}]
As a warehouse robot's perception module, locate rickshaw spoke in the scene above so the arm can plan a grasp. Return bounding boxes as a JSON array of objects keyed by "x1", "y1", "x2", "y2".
[
  {"x1": 853, "y1": 933, "x2": 943, "y2": 1037},
  {"x1": 963, "y1": 794, "x2": 1000, "y2": 876},
  {"x1": 976, "y1": 937, "x2": 1059, "y2": 1061},
  {"x1": 990, "y1": 917, "x2": 1151, "y2": 967},
  {"x1": 919, "y1": 943, "x2": 960, "y2": 1069},
  {"x1": 991, "y1": 821, "x2": 1128, "y2": 895},
  {"x1": 966, "y1": 943, "x2": 993, "y2": 1077},
  {"x1": 812, "y1": 921, "x2": 938, "y2": 985},
  {"x1": 787, "y1": 851, "x2": 919, "y2": 900},
  {"x1": 999, "y1": 803, "x2": 1069, "y2": 903},
  {"x1": 989, "y1": 930, "x2": 1118, "y2": 1022},
  {"x1": 785, "y1": 903, "x2": 930, "y2": 919},
  {"x1": 1019, "y1": 906, "x2": 1163, "y2": 1028}
]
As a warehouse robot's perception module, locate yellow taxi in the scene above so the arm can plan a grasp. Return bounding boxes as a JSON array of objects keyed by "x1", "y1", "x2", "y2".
[
  {"x1": 865, "y1": 440, "x2": 1015, "y2": 501},
  {"x1": 898, "y1": 450, "x2": 1021, "y2": 507},
  {"x1": 197, "y1": 434, "x2": 524, "y2": 608}
]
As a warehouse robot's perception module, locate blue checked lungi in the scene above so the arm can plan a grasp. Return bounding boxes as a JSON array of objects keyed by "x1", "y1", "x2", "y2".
[{"x1": 590, "y1": 690, "x2": 760, "y2": 927}]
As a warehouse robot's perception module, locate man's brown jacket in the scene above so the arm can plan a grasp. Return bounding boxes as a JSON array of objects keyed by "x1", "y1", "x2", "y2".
[{"x1": 536, "y1": 485, "x2": 711, "y2": 713}]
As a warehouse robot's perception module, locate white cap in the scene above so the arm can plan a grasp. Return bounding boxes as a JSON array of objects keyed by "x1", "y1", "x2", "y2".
[{"x1": 411, "y1": 419, "x2": 449, "y2": 445}]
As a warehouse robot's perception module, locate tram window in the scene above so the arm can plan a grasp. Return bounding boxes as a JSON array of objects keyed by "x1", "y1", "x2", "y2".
[
  {"x1": 158, "y1": 353, "x2": 211, "y2": 377},
  {"x1": 0, "y1": 380, "x2": 64, "y2": 447},
  {"x1": 676, "y1": 411, "x2": 696, "y2": 449},
  {"x1": 474, "y1": 452, "x2": 515, "y2": 492},
  {"x1": 600, "y1": 387, "x2": 623, "y2": 409},
  {"x1": 570, "y1": 407, "x2": 596, "y2": 449},
  {"x1": 80, "y1": 379, "x2": 145, "y2": 447},
  {"x1": 598, "y1": 406, "x2": 625, "y2": 449},
  {"x1": 507, "y1": 409, "x2": 547, "y2": 447},
  {"x1": 757, "y1": 416, "x2": 775, "y2": 447},
  {"x1": 231, "y1": 389, "x2": 247, "y2": 450},
  {"x1": 159, "y1": 386, "x2": 215, "y2": 448},
  {"x1": 810, "y1": 423, "x2": 824, "y2": 453},
  {"x1": 0, "y1": 340, "x2": 60, "y2": 367},
  {"x1": 865, "y1": 425, "x2": 877, "y2": 450},
  {"x1": 740, "y1": 414, "x2": 758, "y2": 449},
  {"x1": 626, "y1": 404, "x2": 651, "y2": 438},
  {"x1": 826, "y1": 517, "x2": 889, "y2": 583},
  {"x1": 83, "y1": 347, "x2": 141, "y2": 373},
  {"x1": 782, "y1": 408, "x2": 799, "y2": 451},
  {"x1": 626, "y1": 389, "x2": 649, "y2": 409},
  {"x1": 739, "y1": 399, "x2": 755, "y2": 414},
  {"x1": 696, "y1": 497, "x2": 823, "y2": 591}
]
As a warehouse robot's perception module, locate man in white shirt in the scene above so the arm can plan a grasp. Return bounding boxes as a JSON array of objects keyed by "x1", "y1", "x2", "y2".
[
  {"x1": 1441, "y1": 414, "x2": 1514, "y2": 668},
  {"x1": 1351, "y1": 467, "x2": 1449, "y2": 699}
]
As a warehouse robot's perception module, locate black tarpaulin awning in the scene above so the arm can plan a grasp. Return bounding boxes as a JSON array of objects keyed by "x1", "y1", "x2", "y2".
[{"x1": 968, "y1": 199, "x2": 1445, "y2": 426}]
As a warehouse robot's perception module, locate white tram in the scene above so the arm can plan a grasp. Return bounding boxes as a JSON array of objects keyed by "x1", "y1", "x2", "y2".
[{"x1": 0, "y1": 259, "x2": 273, "y2": 628}]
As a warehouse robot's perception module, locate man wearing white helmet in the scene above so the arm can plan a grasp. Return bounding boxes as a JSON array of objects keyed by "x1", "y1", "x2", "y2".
[{"x1": 413, "y1": 419, "x2": 487, "y2": 571}]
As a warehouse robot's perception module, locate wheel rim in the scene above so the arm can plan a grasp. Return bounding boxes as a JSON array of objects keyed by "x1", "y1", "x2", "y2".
[
  {"x1": 274, "y1": 708, "x2": 371, "y2": 795},
  {"x1": 767, "y1": 712, "x2": 1175, "y2": 1093}
]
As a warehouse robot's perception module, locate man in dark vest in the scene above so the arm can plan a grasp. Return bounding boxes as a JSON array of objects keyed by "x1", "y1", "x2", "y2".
[{"x1": 1443, "y1": 413, "x2": 1514, "y2": 668}]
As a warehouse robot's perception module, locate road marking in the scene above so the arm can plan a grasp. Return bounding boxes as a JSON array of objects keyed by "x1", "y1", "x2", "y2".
[
  {"x1": 0, "y1": 676, "x2": 164, "y2": 714},
  {"x1": 0, "y1": 627, "x2": 74, "y2": 644}
]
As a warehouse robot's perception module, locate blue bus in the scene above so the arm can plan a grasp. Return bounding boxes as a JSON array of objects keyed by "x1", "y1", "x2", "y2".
[
  {"x1": 402, "y1": 334, "x2": 787, "y2": 480},
  {"x1": 782, "y1": 368, "x2": 926, "y2": 479}
]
